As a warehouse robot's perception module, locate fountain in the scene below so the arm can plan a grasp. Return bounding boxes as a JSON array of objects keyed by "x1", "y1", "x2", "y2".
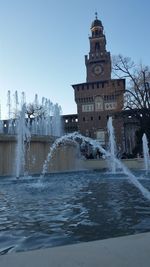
[
  {"x1": 0, "y1": 120, "x2": 3, "y2": 133},
  {"x1": 0, "y1": 90, "x2": 63, "y2": 176},
  {"x1": 15, "y1": 104, "x2": 31, "y2": 178},
  {"x1": 0, "y1": 97, "x2": 150, "y2": 255},
  {"x1": 3, "y1": 90, "x2": 62, "y2": 137},
  {"x1": 142, "y1": 133, "x2": 150, "y2": 172},
  {"x1": 41, "y1": 132, "x2": 150, "y2": 201},
  {"x1": 0, "y1": 129, "x2": 150, "y2": 254},
  {"x1": 107, "y1": 117, "x2": 117, "y2": 173}
]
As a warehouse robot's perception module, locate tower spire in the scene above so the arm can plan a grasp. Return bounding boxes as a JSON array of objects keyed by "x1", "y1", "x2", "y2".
[
  {"x1": 95, "y1": 11, "x2": 98, "y2": 19},
  {"x1": 85, "y1": 14, "x2": 111, "y2": 82}
]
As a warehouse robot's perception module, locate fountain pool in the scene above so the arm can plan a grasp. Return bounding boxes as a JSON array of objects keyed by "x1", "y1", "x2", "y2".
[{"x1": 0, "y1": 170, "x2": 150, "y2": 255}]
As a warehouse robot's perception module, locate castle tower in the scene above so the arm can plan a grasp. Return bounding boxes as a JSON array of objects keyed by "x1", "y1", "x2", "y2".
[
  {"x1": 85, "y1": 12, "x2": 111, "y2": 82},
  {"x1": 72, "y1": 14, "x2": 125, "y2": 147}
]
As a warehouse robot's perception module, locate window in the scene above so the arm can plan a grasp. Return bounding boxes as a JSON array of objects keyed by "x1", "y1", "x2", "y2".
[
  {"x1": 95, "y1": 42, "x2": 100, "y2": 51},
  {"x1": 95, "y1": 96, "x2": 103, "y2": 111},
  {"x1": 104, "y1": 102, "x2": 117, "y2": 110},
  {"x1": 82, "y1": 104, "x2": 94, "y2": 112},
  {"x1": 96, "y1": 130, "x2": 105, "y2": 144},
  {"x1": 95, "y1": 30, "x2": 98, "y2": 36}
]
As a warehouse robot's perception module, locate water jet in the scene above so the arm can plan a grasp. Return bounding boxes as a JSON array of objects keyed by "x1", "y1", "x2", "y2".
[
  {"x1": 0, "y1": 107, "x2": 150, "y2": 255},
  {"x1": 142, "y1": 133, "x2": 150, "y2": 173}
]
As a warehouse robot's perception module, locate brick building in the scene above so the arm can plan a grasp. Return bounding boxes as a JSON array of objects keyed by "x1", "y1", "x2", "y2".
[{"x1": 72, "y1": 13, "x2": 125, "y2": 147}]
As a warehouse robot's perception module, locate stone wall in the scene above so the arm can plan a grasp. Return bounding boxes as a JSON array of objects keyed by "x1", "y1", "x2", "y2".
[
  {"x1": 0, "y1": 134, "x2": 146, "y2": 177},
  {"x1": 80, "y1": 158, "x2": 145, "y2": 170},
  {"x1": 0, "y1": 135, "x2": 79, "y2": 176}
]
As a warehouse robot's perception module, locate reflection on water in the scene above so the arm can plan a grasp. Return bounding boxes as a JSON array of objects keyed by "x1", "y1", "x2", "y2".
[{"x1": 0, "y1": 170, "x2": 150, "y2": 254}]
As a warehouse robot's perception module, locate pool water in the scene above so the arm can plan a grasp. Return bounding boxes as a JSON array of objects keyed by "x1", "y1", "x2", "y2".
[{"x1": 0, "y1": 170, "x2": 150, "y2": 254}]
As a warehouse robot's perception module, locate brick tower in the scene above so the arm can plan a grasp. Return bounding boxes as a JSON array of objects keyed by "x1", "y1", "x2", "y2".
[
  {"x1": 72, "y1": 13, "x2": 125, "y2": 147},
  {"x1": 85, "y1": 12, "x2": 111, "y2": 82}
]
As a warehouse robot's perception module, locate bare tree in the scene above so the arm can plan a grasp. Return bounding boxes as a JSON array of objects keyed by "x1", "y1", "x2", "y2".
[
  {"x1": 26, "y1": 102, "x2": 46, "y2": 119},
  {"x1": 112, "y1": 54, "x2": 150, "y2": 140}
]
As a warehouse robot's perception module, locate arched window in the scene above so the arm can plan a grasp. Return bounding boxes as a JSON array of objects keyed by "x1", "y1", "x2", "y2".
[
  {"x1": 95, "y1": 42, "x2": 100, "y2": 51},
  {"x1": 95, "y1": 96, "x2": 103, "y2": 111}
]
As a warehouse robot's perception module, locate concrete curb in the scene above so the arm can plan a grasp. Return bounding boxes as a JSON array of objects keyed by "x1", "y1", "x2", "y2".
[{"x1": 0, "y1": 232, "x2": 150, "y2": 267}]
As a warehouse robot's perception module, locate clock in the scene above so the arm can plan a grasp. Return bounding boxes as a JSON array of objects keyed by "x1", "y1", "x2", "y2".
[{"x1": 92, "y1": 64, "x2": 103, "y2": 75}]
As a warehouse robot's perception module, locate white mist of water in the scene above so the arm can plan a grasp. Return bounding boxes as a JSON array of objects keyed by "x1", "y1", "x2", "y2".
[
  {"x1": 0, "y1": 120, "x2": 3, "y2": 133},
  {"x1": 16, "y1": 104, "x2": 31, "y2": 178},
  {"x1": 51, "y1": 103, "x2": 62, "y2": 137},
  {"x1": 42, "y1": 132, "x2": 150, "y2": 201},
  {"x1": 107, "y1": 117, "x2": 117, "y2": 173},
  {"x1": 5, "y1": 91, "x2": 63, "y2": 137},
  {"x1": 14, "y1": 91, "x2": 19, "y2": 118},
  {"x1": 142, "y1": 133, "x2": 150, "y2": 172},
  {"x1": 7, "y1": 90, "x2": 11, "y2": 120}
]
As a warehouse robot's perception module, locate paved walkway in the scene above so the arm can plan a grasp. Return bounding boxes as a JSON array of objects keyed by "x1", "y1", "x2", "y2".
[{"x1": 0, "y1": 232, "x2": 150, "y2": 267}]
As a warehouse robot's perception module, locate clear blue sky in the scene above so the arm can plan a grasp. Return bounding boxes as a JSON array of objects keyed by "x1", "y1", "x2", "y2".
[{"x1": 0, "y1": 0, "x2": 149, "y2": 118}]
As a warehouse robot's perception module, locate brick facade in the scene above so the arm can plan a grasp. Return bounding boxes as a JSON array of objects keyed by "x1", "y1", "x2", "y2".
[{"x1": 72, "y1": 14, "x2": 125, "y2": 147}]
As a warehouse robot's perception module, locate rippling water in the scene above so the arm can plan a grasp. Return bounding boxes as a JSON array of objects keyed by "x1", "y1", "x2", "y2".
[{"x1": 0, "y1": 170, "x2": 150, "y2": 254}]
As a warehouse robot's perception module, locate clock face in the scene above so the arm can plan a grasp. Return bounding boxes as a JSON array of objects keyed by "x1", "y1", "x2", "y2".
[{"x1": 92, "y1": 64, "x2": 103, "y2": 75}]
